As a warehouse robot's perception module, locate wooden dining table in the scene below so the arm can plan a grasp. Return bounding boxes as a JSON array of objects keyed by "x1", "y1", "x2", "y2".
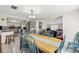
[{"x1": 30, "y1": 34, "x2": 62, "y2": 53}]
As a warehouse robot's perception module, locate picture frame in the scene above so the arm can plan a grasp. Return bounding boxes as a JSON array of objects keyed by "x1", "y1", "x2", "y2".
[{"x1": 39, "y1": 22, "x2": 42, "y2": 29}]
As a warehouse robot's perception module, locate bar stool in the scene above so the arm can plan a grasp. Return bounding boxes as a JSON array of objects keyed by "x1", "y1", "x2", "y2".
[{"x1": 5, "y1": 35, "x2": 13, "y2": 44}]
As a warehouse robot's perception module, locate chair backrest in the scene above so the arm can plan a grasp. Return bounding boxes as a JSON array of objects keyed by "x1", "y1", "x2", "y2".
[
  {"x1": 26, "y1": 35, "x2": 39, "y2": 53},
  {"x1": 20, "y1": 33, "x2": 29, "y2": 50},
  {"x1": 57, "y1": 36, "x2": 65, "y2": 53},
  {"x1": 74, "y1": 32, "x2": 79, "y2": 44}
]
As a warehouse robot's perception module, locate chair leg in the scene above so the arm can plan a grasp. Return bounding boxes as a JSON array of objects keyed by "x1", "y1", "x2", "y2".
[
  {"x1": 73, "y1": 47, "x2": 77, "y2": 53},
  {"x1": 5, "y1": 36, "x2": 8, "y2": 44},
  {"x1": 13, "y1": 36, "x2": 15, "y2": 42},
  {"x1": 67, "y1": 43, "x2": 70, "y2": 50}
]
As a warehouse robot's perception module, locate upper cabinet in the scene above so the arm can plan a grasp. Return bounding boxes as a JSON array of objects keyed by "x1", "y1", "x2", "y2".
[{"x1": 0, "y1": 17, "x2": 7, "y2": 26}]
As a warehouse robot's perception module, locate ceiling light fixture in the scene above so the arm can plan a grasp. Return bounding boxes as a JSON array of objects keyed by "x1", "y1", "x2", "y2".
[{"x1": 29, "y1": 10, "x2": 35, "y2": 19}]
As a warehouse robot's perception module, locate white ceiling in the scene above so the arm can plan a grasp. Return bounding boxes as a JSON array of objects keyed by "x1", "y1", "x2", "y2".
[{"x1": 0, "y1": 5, "x2": 79, "y2": 22}]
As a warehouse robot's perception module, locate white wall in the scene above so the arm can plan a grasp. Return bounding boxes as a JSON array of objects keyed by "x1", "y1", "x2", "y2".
[
  {"x1": 44, "y1": 16, "x2": 63, "y2": 29},
  {"x1": 45, "y1": 16, "x2": 63, "y2": 25},
  {"x1": 7, "y1": 22, "x2": 20, "y2": 26},
  {"x1": 63, "y1": 10, "x2": 79, "y2": 47}
]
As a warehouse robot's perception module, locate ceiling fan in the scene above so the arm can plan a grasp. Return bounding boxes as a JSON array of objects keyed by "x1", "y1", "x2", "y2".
[{"x1": 11, "y1": 5, "x2": 18, "y2": 10}]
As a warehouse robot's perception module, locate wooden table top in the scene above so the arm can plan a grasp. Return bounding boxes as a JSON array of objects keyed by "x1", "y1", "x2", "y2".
[
  {"x1": 36, "y1": 40, "x2": 58, "y2": 53},
  {"x1": 31, "y1": 34, "x2": 62, "y2": 53},
  {"x1": 32, "y1": 34, "x2": 62, "y2": 42}
]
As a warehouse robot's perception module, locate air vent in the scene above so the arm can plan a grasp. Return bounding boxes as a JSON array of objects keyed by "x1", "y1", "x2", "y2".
[{"x1": 11, "y1": 5, "x2": 18, "y2": 10}]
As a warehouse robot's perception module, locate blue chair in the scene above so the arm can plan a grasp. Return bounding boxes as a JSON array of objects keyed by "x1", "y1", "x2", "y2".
[
  {"x1": 26, "y1": 35, "x2": 39, "y2": 53},
  {"x1": 20, "y1": 33, "x2": 29, "y2": 52},
  {"x1": 56, "y1": 36, "x2": 65, "y2": 53},
  {"x1": 67, "y1": 32, "x2": 79, "y2": 52}
]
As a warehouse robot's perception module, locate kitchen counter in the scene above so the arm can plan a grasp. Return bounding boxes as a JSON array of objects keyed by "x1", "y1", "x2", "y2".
[{"x1": 0, "y1": 31, "x2": 14, "y2": 44}]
